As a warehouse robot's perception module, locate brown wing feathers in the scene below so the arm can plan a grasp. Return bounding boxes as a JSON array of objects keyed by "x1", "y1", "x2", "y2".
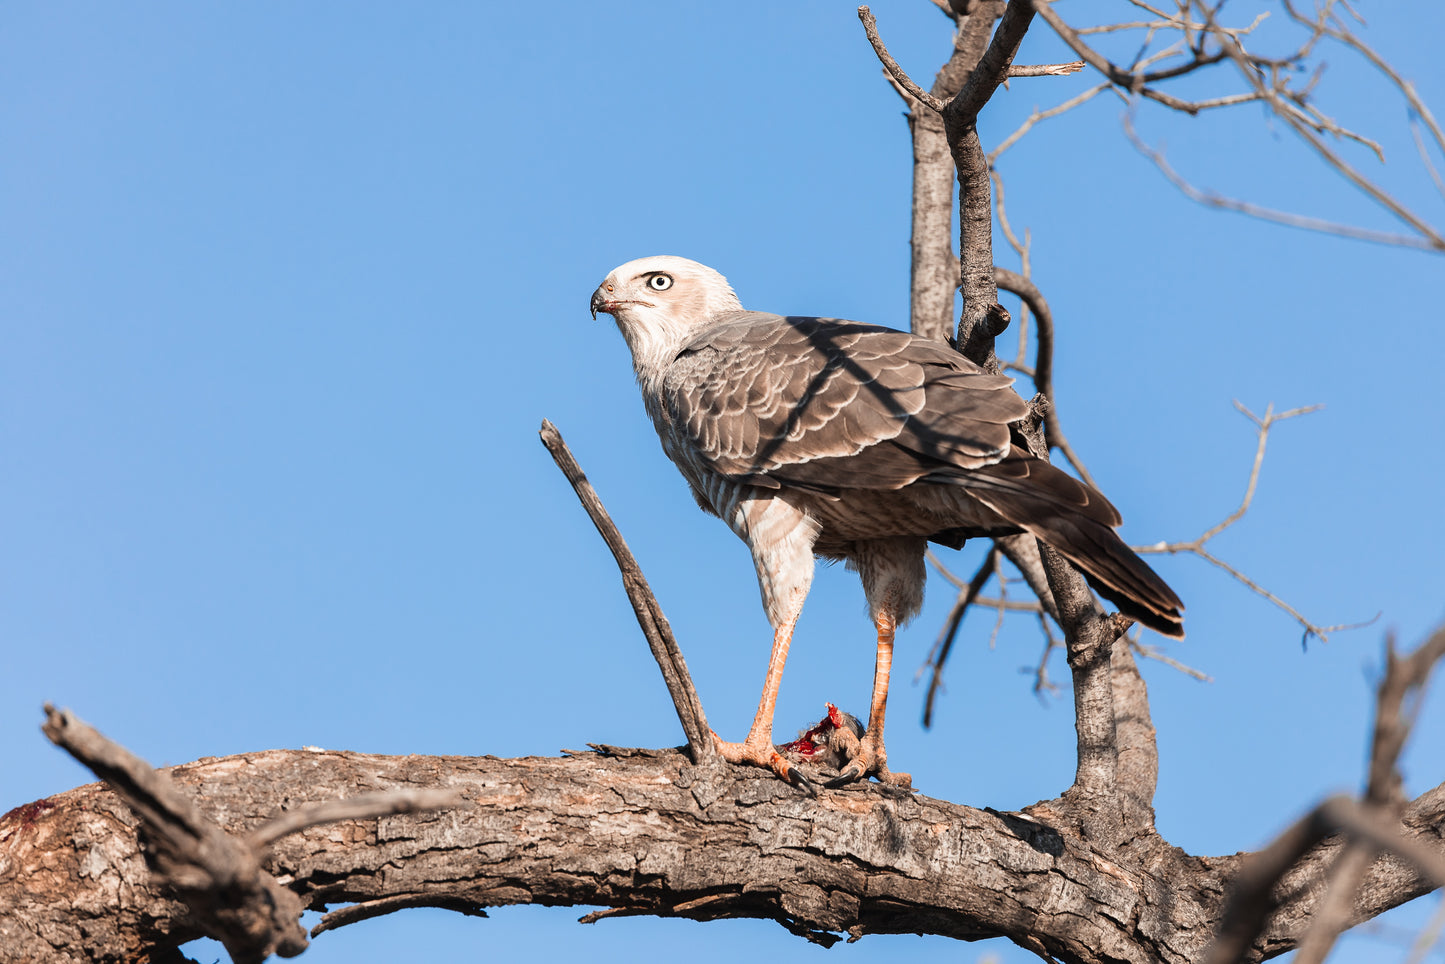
[
  {"x1": 663, "y1": 312, "x2": 1184, "y2": 637},
  {"x1": 952, "y1": 453, "x2": 1185, "y2": 638}
]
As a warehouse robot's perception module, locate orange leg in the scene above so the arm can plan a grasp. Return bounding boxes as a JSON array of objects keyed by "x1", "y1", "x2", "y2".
[
  {"x1": 712, "y1": 609, "x2": 815, "y2": 794},
  {"x1": 826, "y1": 605, "x2": 913, "y2": 789}
]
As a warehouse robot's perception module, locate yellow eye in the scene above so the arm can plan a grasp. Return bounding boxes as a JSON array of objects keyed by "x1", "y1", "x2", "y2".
[{"x1": 648, "y1": 274, "x2": 673, "y2": 291}]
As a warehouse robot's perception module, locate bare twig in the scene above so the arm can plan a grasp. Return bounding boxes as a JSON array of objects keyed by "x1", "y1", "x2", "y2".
[
  {"x1": 1024, "y1": 0, "x2": 1445, "y2": 251},
  {"x1": 1410, "y1": 115, "x2": 1445, "y2": 200},
  {"x1": 921, "y1": 546, "x2": 999, "y2": 728},
  {"x1": 989, "y1": 172, "x2": 1032, "y2": 362},
  {"x1": 858, "y1": 7, "x2": 945, "y2": 113},
  {"x1": 973, "y1": 595, "x2": 1041, "y2": 613},
  {"x1": 1130, "y1": 635, "x2": 1212, "y2": 682},
  {"x1": 1134, "y1": 402, "x2": 1366, "y2": 643},
  {"x1": 989, "y1": 82, "x2": 1112, "y2": 164},
  {"x1": 539, "y1": 419, "x2": 715, "y2": 764},
  {"x1": 1281, "y1": 0, "x2": 1445, "y2": 178},
  {"x1": 1077, "y1": 14, "x2": 1267, "y2": 39},
  {"x1": 1200, "y1": 401, "x2": 1318, "y2": 545},
  {"x1": 1404, "y1": 901, "x2": 1445, "y2": 964},
  {"x1": 312, "y1": 895, "x2": 487, "y2": 938},
  {"x1": 1201, "y1": 3, "x2": 1445, "y2": 251},
  {"x1": 992, "y1": 266, "x2": 1097, "y2": 488},
  {"x1": 1029, "y1": 0, "x2": 1252, "y2": 115},
  {"x1": 1008, "y1": 61, "x2": 1085, "y2": 77},
  {"x1": 1030, "y1": 614, "x2": 1064, "y2": 697}
]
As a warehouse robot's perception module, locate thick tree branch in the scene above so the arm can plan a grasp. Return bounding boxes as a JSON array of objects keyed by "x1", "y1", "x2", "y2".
[
  {"x1": 7, "y1": 738, "x2": 1442, "y2": 964},
  {"x1": 869, "y1": 2, "x2": 1001, "y2": 344},
  {"x1": 944, "y1": 0, "x2": 1034, "y2": 366},
  {"x1": 1110, "y1": 637, "x2": 1157, "y2": 830},
  {"x1": 40, "y1": 704, "x2": 311, "y2": 963},
  {"x1": 32, "y1": 706, "x2": 460, "y2": 964}
]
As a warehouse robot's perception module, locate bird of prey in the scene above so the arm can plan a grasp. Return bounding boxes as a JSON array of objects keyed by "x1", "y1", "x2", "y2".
[{"x1": 591, "y1": 255, "x2": 1182, "y2": 791}]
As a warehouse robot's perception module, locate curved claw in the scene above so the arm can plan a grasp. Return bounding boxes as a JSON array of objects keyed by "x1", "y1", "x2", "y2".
[
  {"x1": 824, "y1": 761, "x2": 867, "y2": 789},
  {"x1": 712, "y1": 732, "x2": 818, "y2": 796},
  {"x1": 784, "y1": 763, "x2": 818, "y2": 797}
]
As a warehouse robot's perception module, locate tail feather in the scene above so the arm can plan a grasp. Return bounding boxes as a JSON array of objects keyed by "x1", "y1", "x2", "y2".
[{"x1": 954, "y1": 455, "x2": 1185, "y2": 638}]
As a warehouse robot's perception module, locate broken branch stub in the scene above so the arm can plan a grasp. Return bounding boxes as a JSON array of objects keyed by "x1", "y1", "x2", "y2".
[{"x1": 39, "y1": 705, "x2": 464, "y2": 963}]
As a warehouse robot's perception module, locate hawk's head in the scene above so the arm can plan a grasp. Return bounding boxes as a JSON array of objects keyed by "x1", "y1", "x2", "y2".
[{"x1": 591, "y1": 256, "x2": 744, "y2": 374}]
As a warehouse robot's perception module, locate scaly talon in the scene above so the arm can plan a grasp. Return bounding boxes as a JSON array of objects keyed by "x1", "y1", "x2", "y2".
[
  {"x1": 820, "y1": 730, "x2": 912, "y2": 789},
  {"x1": 711, "y1": 731, "x2": 816, "y2": 795},
  {"x1": 824, "y1": 761, "x2": 867, "y2": 789},
  {"x1": 775, "y1": 752, "x2": 818, "y2": 797}
]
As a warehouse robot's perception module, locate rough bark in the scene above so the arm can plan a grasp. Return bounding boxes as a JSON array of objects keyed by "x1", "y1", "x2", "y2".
[
  {"x1": 2, "y1": 749, "x2": 1441, "y2": 964},
  {"x1": 899, "y1": 4, "x2": 1001, "y2": 343}
]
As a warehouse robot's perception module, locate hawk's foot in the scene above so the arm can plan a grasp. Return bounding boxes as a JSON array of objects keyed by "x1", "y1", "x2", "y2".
[
  {"x1": 711, "y1": 730, "x2": 816, "y2": 796},
  {"x1": 822, "y1": 735, "x2": 912, "y2": 790}
]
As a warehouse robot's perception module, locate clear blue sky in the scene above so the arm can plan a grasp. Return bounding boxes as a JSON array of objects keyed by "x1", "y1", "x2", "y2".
[{"x1": 3, "y1": 3, "x2": 1442, "y2": 962}]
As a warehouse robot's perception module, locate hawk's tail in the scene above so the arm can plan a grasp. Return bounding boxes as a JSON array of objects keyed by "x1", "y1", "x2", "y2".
[{"x1": 955, "y1": 454, "x2": 1185, "y2": 639}]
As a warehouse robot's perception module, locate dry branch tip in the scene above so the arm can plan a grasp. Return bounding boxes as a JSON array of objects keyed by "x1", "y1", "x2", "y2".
[{"x1": 539, "y1": 419, "x2": 716, "y2": 764}]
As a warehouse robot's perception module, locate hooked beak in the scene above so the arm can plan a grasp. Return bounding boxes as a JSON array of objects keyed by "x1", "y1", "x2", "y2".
[{"x1": 590, "y1": 286, "x2": 648, "y2": 320}]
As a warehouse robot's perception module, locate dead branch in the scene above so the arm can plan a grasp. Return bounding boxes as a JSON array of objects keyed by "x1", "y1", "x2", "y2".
[
  {"x1": 1134, "y1": 401, "x2": 1370, "y2": 643},
  {"x1": 1028, "y1": 0, "x2": 1254, "y2": 114},
  {"x1": 10, "y1": 727, "x2": 1444, "y2": 964},
  {"x1": 1030, "y1": 614, "x2": 1064, "y2": 697},
  {"x1": 989, "y1": 82, "x2": 1112, "y2": 165},
  {"x1": 881, "y1": 2, "x2": 993, "y2": 345},
  {"x1": 945, "y1": 0, "x2": 1034, "y2": 366},
  {"x1": 247, "y1": 790, "x2": 462, "y2": 850},
  {"x1": 1007, "y1": 61, "x2": 1085, "y2": 77},
  {"x1": 37, "y1": 704, "x2": 460, "y2": 964},
  {"x1": 1201, "y1": 4, "x2": 1445, "y2": 251},
  {"x1": 311, "y1": 895, "x2": 487, "y2": 939},
  {"x1": 1208, "y1": 627, "x2": 1445, "y2": 963},
  {"x1": 540, "y1": 419, "x2": 715, "y2": 764},
  {"x1": 992, "y1": 265, "x2": 1097, "y2": 487},
  {"x1": 1124, "y1": 113, "x2": 1442, "y2": 252},
  {"x1": 920, "y1": 546, "x2": 999, "y2": 727},
  {"x1": 857, "y1": 7, "x2": 945, "y2": 113},
  {"x1": 1029, "y1": 0, "x2": 1445, "y2": 251},
  {"x1": 1281, "y1": 0, "x2": 1445, "y2": 172},
  {"x1": 1130, "y1": 633, "x2": 1212, "y2": 682}
]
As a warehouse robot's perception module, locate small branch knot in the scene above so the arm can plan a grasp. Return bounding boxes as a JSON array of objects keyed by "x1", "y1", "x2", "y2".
[{"x1": 984, "y1": 301, "x2": 1011, "y2": 336}]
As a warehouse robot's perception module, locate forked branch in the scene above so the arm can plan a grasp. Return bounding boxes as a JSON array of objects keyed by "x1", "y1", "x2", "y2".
[
  {"x1": 1207, "y1": 627, "x2": 1445, "y2": 963},
  {"x1": 1135, "y1": 401, "x2": 1370, "y2": 644},
  {"x1": 1032, "y1": 0, "x2": 1445, "y2": 251},
  {"x1": 39, "y1": 705, "x2": 460, "y2": 963}
]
